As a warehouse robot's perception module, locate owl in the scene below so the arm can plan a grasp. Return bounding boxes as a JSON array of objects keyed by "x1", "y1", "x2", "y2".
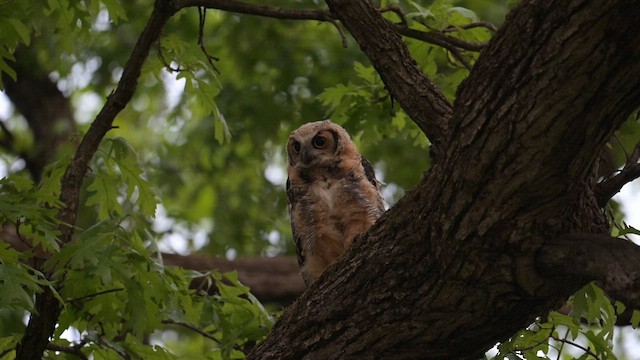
[{"x1": 286, "y1": 120, "x2": 385, "y2": 286}]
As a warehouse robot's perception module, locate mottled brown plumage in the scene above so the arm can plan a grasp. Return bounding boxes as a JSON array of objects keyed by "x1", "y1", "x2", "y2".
[{"x1": 286, "y1": 120, "x2": 385, "y2": 286}]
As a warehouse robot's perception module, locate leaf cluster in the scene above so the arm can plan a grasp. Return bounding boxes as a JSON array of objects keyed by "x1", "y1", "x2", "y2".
[{"x1": 491, "y1": 283, "x2": 640, "y2": 360}]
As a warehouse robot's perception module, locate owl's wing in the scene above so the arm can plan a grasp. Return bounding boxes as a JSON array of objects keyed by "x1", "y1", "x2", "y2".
[
  {"x1": 286, "y1": 177, "x2": 306, "y2": 268},
  {"x1": 360, "y1": 155, "x2": 380, "y2": 189},
  {"x1": 361, "y1": 155, "x2": 387, "y2": 213}
]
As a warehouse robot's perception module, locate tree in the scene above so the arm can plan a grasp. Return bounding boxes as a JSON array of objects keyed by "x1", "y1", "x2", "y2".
[{"x1": 1, "y1": 0, "x2": 640, "y2": 359}]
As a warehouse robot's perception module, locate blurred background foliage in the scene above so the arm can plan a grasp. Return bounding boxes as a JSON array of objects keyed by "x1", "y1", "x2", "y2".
[
  {"x1": 1, "y1": 0, "x2": 640, "y2": 358},
  {"x1": 0, "y1": 0, "x2": 513, "y2": 259}
]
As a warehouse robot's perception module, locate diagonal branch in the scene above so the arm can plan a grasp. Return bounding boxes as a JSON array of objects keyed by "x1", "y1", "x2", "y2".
[
  {"x1": 16, "y1": 1, "x2": 179, "y2": 359},
  {"x1": 56, "y1": 0, "x2": 177, "y2": 243},
  {"x1": 176, "y1": 0, "x2": 334, "y2": 20},
  {"x1": 325, "y1": 0, "x2": 453, "y2": 155},
  {"x1": 537, "y1": 234, "x2": 640, "y2": 310},
  {"x1": 176, "y1": 0, "x2": 489, "y2": 53},
  {"x1": 595, "y1": 141, "x2": 640, "y2": 207},
  {"x1": 46, "y1": 343, "x2": 89, "y2": 360},
  {"x1": 178, "y1": 0, "x2": 490, "y2": 154}
]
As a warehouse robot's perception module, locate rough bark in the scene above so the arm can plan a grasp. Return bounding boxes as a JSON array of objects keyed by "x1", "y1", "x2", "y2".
[
  {"x1": 247, "y1": 1, "x2": 640, "y2": 359},
  {"x1": 538, "y1": 234, "x2": 640, "y2": 310},
  {"x1": 325, "y1": 0, "x2": 452, "y2": 156},
  {"x1": 8, "y1": 0, "x2": 640, "y2": 358}
]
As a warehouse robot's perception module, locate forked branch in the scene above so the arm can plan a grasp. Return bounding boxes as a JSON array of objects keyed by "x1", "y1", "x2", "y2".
[
  {"x1": 325, "y1": 0, "x2": 453, "y2": 154},
  {"x1": 537, "y1": 234, "x2": 640, "y2": 310},
  {"x1": 596, "y1": 142, "x2": 640, "y2": 207},
  {"x1": 178, "y1": 0, "x2": 494, "y2": 152}
]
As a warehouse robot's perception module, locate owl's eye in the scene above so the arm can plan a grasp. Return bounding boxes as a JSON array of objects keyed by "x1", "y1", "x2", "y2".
[
  {"x1": 312, "y1": 135, "x2": 327, "y2": 149},
  {"x1": 292, "y1": 141, "x2": 301, "y2": 153}
]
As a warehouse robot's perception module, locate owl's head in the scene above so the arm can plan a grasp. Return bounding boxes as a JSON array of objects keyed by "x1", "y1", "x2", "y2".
[{"x1": 287, "y1": 120, "x2": 357, "y2": 169}]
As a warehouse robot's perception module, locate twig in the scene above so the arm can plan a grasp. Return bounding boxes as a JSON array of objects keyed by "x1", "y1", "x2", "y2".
[
  {"x1": 551, "y1": 336, "x2": 602, "y2": 360},
  {"x1": 380, "y1": 5, "x2": 407, "y2": 26},
  {"x1": 396, "y1": 25, "x2": 487, "y2": 52},
  {"x1": 46, "y1": 343, "x2": 88, "y2": 360},
  {"x1": 0, "y1": 349, "x2": 13, "y2": 359},
  {"x1": 67, "y1": 288, "x2": 124, "y2": 304},
  {"x1": 198, "y1": 7, "x2": 220, "y2": 74},
  {"x1": 176, "y1": 0, "x2": 487, "y2": 53},
  {"x1": 447, "y1": 47, "x2": 473, "y2": 70},
  {"x1": 443, "y1": 21, "x2": 498, "y2": 33},
  {"x1": 95, "y1": 338, "x2": 131, "y2": 360},
  {"x1": 161, "y1": 319, "x2": 221, "y2": 344},
  {"x1": 327, "y1": 18, "x2": 348, "y2": 48},
  {"x1": 595, "y1": 141, "x2": 640, "y2": 207},
  {"x1": 177, "y1": 0, "x2": 332, "y2": 21},
  {"x1": 156, "y1": 45, "x2": 184, "y2": 72},
  {"x1": 555, "y1": 327, "x2": 570, "y2": 360}
]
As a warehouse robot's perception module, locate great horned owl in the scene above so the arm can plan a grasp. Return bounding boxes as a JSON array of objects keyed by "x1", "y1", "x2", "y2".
[{"x1": 286, "y1": 120, "x2": 385, "y2": 286}]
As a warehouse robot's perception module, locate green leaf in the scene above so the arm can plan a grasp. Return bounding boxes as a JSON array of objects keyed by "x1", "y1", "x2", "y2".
[
  {"x1": 631, "y1": 309, "x2": 640, "y2": 328},
  {"x1": 86, "y1": 167, "x2": 124, "y2": 220},
  {"x1": 101, "y1": 0, "x2": 128, "y2": 23},
  {"x1": 110, "y1": 137, "x2": 158, "y2": 218},
  {"x1": 0, "y1": 254, "x2": 43, "y2": 310},
  {"x1": 353, "y1": 61, "x2": 377, "y2": 84},
  {"x1": 213, "y1": 105, "x2": 231, "y2": 144},
  {"x1": 448, "y1": 7, "x2": 479, "y2": 24},
  {"x1": 548, "y1": 311, "x2": 580, "y2": 339},
  {"x1": 8, "y1": 18, "x2": 31, "y2": 45},
  {"x1": 618, "y1": 225, "x2": 640, "y2": 236}
]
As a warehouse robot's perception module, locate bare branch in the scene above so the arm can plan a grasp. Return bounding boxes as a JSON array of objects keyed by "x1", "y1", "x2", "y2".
[
  {"x1": 67, "y1": 288, "x2": 125, "y2": 304},
  {"x1": 162, "y1": 320, "x2": 221, "y2": 344},
  {"x1": 397, "y1": 26, "x2": 487, "y2": 52},
  {"x1": 537, "y1": 234, "x2": 640, "y2": 310},
  {"x1": 16, "y1": 1, "x2": 179, "y2": 359},
  {"x1": 176, "y1": 0, "x2": 333, "y2": 21},
  {"x1": 443, "y1": 21, "x2": 498, "y2": 33},
  {"x1": 551, "y1": 336, "x2": 601, "y2": 360},
  {"x1": 177, "y1": 0, "x2": 487, "y2": 88},
  {"x1": 197, "y1": 7, "x2": 220, "y2": 74},
  {"x1": 595, "y1": 141, "x2": 640, "y2": 207},
  {"x1": 380, "y1": 5, "x2": 407, "y2": 26},
  {"x1": 46, "y1": 343, "x2": 88, "y2": 360}
]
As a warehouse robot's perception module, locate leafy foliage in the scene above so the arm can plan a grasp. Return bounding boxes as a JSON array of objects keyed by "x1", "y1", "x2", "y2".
[
  {"x1": 491, "y1": 283, "x2": 639, "y2": 360},
  {"x1": 0, "y1": 0, "x2": 639, "y2": 359}
]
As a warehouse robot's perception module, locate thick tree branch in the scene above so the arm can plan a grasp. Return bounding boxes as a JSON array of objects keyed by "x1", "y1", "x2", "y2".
[
  {"x1": 325, "y1": 0, "x2": 452, "y2": 154},
  {"x1": 179, "y1": 0, "x2": 479, "y2": 154},
  {"x1": 595, "y1": 142, "x2": 640, "y2": 207},
  {"x1": 16, "y1": 1, "x2": 178, "y2": 359},
  {"x1": 177, "y1": 0, "x2": 333, "y2": 20},
  {"x1": 56, "y1": 0, "x2": 176, "y2": 244},
  {"x1": 537, "y1": 234, "x2": 640, "y2": 310},
  {"x1": 178, "y1": 0, "x2": 488, "y2": 53},
  {"x1": 248, "y1": 1, "x2": 640, "y2": 358}
]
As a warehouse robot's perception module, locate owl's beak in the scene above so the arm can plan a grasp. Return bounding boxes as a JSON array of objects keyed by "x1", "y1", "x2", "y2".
[{"x1": 300, "y1": 148, "x2": 314, "y2": 167}]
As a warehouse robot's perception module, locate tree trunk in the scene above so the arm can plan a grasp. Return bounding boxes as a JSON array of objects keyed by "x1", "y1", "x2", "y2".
[
  {"x1": 2, "y1": 47, "x2": 76, "y2": 180},
  {"x1": 247, "y1": 1, "x2": 640, "y2": 359}
]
